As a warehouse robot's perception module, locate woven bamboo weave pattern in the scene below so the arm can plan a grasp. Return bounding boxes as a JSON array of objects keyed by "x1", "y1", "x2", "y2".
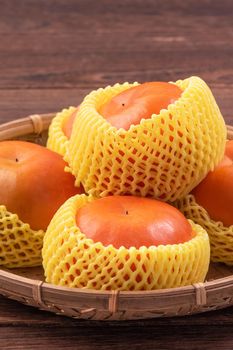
[
  {"x1": 47, "y1": 106, "x2": 76, "y2": 156},
  {"x1": 42, "y1": 194, "x2": 210, "y2": 291},
  {"x1": 0, "y1": 205, "x2": 44, "y2": 268},
  {"x1": 175, "y1": 194, "x2": 233, "y2": 265},
  {"x1": 66, "y1": 77, "x2": 226, "y2": 201}
]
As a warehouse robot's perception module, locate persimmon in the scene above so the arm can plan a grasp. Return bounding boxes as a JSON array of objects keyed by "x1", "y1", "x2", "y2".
[
  {"x1": 99, "y1": 82, "x2": 182, "y2": 130},
  {"x1": 192, "y1": 140, "x2": 233, "y2": 227},
  {"x1": 225, "y1": 140, "x2": 233, "y2": 159},
  {"x1": 63, "y1": 83, "x2": 182, "y2": 134},
  {"x1": 76, "y1": 196, "x2": 194, "y2": 249},
  {"x1": 63, "y1": 107, "x2": 79, "y2": 139},
  {"x1": 0, "y1": 141, "x2": 83, "y2": 231}
]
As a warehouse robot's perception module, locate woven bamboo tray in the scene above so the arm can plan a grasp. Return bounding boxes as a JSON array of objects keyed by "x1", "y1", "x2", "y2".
[{"x1": 0, "y1": 114, "x2": 232, "y2": 321}]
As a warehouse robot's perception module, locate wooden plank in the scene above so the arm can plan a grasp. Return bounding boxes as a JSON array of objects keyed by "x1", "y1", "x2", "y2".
[
  {"x1": 0, "y1": 34, "x2": 232, "y2": 89},
  {"x1": 0, "y1": 324, "x2": 233, "y2": 350},
  {"x1": 0, "y1": 88, "x2": 231, "y2": 125},
  {"x1": 0, "y1": 0, "x2": 233, "y2": 35},
  {"x1": 0, "y1": 1, "x2": 232, "y2": 90},
  {"x1": 0, "y1": 89, "x2": 89, "y2": 123}
]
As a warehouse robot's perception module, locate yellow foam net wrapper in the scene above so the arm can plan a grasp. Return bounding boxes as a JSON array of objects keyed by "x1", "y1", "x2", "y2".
[
  {"x1": 42, "y1": 194, "x2": 210, "y2": 291},
  {"x1": 66, "y1": 76, "x2": 226, "y2": 201},
  {"x1": 0, "y1": 205, "x2": 44, "y2": 268},
  {"x1": 47, "y1": 106, "x2": 77, "y2": 157},
  {"x1": 175, "y1": 194, "x2": 233, "y2": 265}
]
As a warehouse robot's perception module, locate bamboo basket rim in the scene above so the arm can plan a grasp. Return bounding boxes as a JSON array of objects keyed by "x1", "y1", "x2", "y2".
[{"x1": 0, "y1": 113, "x2": 232, "y2": 320}]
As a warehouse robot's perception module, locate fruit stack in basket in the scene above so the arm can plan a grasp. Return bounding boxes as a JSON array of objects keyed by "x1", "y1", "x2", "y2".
[{"x1": 0, "y1": 76, "x2": 232, "y2": 292}]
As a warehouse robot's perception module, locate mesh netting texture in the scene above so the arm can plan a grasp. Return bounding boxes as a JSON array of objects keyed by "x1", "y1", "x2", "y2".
[
  {"x1": 42, "y1": 194, "x2": 210, "y2": 291},
  {"x1": 65, "y1": 76, "x2": 226, "y2": 201},
  {"x1": 47, "y1": 106, "x2": 76, "y2": 157},
  {"x1": 175, "y1": 195, "x2": 233, "y2": 265},
  {"x1": 0, "y1": 205, "x2": 44, "y2": 268}
]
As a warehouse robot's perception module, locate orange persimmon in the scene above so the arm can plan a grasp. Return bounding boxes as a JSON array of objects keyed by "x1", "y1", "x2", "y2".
[
  {"x1": 63, "y1": 83, "x2": 182, "y2": 134},
  {"x1": 99, "y1": 82, "x2": 182, "y2": 130},
  {"x1": 192, "y1": 140, "x2": 233, "y2": 227},
  {"x1": 0, "y1": 141, "x2": 83, "y2": 231},
  {"x1": 63, "y1": 107, "x2": 79, "y2": 139},
  {"x1": 76, "y1": 196, "x2": 194, "y2": 249}
]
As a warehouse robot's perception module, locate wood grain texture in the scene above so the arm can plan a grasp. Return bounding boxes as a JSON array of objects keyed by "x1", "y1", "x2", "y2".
[
  {"x1": 0, "y1": 0, "x2": 233, "y2": 348},
  {"x1": 0, "y1": 326, "x2": 231, "y2": 350},
  {"x1": 0, "y1": 0, "x2": 232, "y2": 123},
  {"x1": 2, "y1": 324, "x2": 233, "y2": 350}
]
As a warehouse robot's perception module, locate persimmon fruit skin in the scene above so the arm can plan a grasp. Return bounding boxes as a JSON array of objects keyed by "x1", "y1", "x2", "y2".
[
  {"x1": 0, "y1": 141, "x2": 83, "y2": 231},
  {"x1": 63, "y1": 107, "x2": 79, "y2": 139},
  {"x1": 99, "y1": 82, "x2": 182, "y2": 130},
  {"x1": 63, "y1": 83, "x2": 182, "y2": 134},
  {"x1": 76, "y1": 196, "x2": 194, "y2": 249},
  {"x1": 192, "y1": 140, "x2": 233, "y2": 227}
]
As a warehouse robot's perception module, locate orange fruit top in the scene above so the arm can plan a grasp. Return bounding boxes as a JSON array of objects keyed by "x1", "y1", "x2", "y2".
[
  {"x1": 63, "y1": 82, "x2": 182, "y2": 134},
  {"x1": 76, "y1": 196, "x2": 194, "y2": 249},
  {"x1": 99, "y1": 82, "x2": 182, "y2": 130}
]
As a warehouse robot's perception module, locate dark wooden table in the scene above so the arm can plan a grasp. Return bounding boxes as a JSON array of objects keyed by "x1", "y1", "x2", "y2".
[{"x1": 0, "y1": 1, "x2": 233, "y2": 349}]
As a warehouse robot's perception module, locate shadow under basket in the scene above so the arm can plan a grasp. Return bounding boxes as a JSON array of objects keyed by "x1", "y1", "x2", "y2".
[{"x1": 0, "y1": 113, "x2": 233, "y2": 321}]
